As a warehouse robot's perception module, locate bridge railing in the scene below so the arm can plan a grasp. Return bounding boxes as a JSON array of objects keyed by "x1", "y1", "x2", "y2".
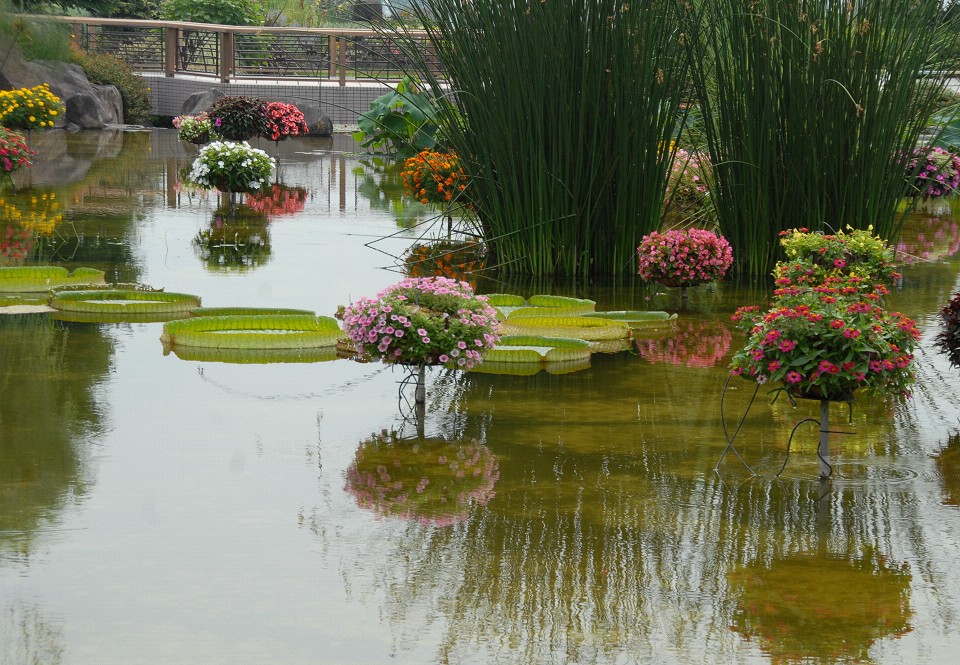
[{"x1": 53, "y1": 17, "x2": 442, "y2": 85}]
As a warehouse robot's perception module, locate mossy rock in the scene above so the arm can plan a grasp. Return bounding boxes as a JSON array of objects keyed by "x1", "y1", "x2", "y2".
[
  {"x1": 0, "y1": 266, "x2": 106, "y2": 293},
  {"x1": 582, "y1": 311, "x2": 678, "y2": 328},
  {"x1": 161, "y1": 314, "x2": 341, "y2": 350},
  {"x1": 163, "y1": 344, "x2": 339, "y2": 364},
  {"x1": 483, "y1": 293, "x2": 527, "y2": 307},
  {"x1": 50, "y1": 289, "x2": 201, "y2": 314},
  {"x1": 528, "y1": 294, "x2": 596, "y2": 312},
  {"x1": 500, "y1": 316, "x2": 631, "y2": 341},
  {"x1": 190, "y1": 307, "x2": 316, "y2": 317}
]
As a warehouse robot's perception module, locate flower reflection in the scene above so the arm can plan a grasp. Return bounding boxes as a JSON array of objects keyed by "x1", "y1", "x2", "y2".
[
  {"x1": 729, "y1": 550, "x2": 912, "y2": 664},
  {"x1": 344, "y1": 430, "x2": 499, "y2": 527},
  {"x1": 193, "y1": 204, "x2": 271, "y2": 271},
  {"x1": 895, "y1": 215, "x2": 960, "y2": 263},
  {"x1": 245, "y1": 183, "x2": 308, "y2": 219},
  {"x1": 402, "y1": 240, "x2": 487, "y2": 288},
  {"x1": 635, "y1": 318, "x2": 732, "y2": 368},
  {"x1": 0, "y1": 191, "x2": 63, "y2": 265}
]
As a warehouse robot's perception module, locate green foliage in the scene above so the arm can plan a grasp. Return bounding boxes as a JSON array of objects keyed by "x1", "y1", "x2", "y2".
[
  {"x1": 353, "y1": 76, "x2": 445, "y2": 158},
  {"x1": 389, "y1": 0, "x2": 690, "y2": 277},
  {"x1": 0, "y1": 7, "x2": 72, "y2": 62},
  {"x1": 159, "y1": 0, "x2": 265, "y2": 26},
  {"x1": 681, "y1": 0, "x2": 960, "y2": 280},
  {"x1": 68, "y1": 46, "x2": 151, "y2": 124},
  {"x1": 208, "y1": 96, "x2": 268, "y2": 141}
]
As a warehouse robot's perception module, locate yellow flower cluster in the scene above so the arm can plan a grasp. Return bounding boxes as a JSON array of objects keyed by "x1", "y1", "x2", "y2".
[
  {"x1": 0, "y1": 192, "x2": 63, "y2": 235},
  {"x1": 0, "y1": 84, "x2": 65, "y2": 132}
]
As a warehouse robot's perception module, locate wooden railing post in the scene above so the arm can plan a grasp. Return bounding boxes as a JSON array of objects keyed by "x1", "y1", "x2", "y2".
[
  {"x1": 71, "y1": 23, "x2": 82, "y2": 47},
  {"x1": 164, "y1": 27, "x2": 178, "y2": 77},
  {"x1": 220, "y1": 30, "x2": 234, "y2": 83},
  {"x1": 328, "y1": 34, "x2": 337, "y2": 79},
  {"x1": 338, "y1": 35, "x2": 346, "y2": 87}
]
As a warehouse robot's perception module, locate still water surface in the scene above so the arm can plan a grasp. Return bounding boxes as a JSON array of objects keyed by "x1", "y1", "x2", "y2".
[{"x1": 1, "y1": 130, "x2": 959, "y2": 664}]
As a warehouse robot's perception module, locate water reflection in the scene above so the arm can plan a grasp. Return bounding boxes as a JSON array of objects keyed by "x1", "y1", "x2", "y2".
[
  {"x1": 0, "y1": 314, "x2": 112, "y2": 560},
  {"x1": 635, "y1": 318, "x2": 733, "y2": 368},
  {"x1": 934, "y1": 432, "x2": 960, "y2": 507},
  {"x1": 244, "y1": 183, "x2": 309, "y2": 219},
  {"x1": 194, "y1": 203, "x2": 271, "y2": 270},
  {"x1": 344, "y1": 430, "x2": 499, "y2": 527},
  {"x1": 0, "y1": 601, "x2": 64, "y2": 665}
]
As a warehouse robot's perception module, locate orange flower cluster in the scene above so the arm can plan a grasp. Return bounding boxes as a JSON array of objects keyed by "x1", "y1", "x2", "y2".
[{"x1": 400, "y1": 150, "x2": 469, "y2": 206}]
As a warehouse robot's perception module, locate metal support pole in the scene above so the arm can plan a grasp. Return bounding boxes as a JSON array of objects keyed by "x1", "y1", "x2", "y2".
[{"x1": 819, "y1": 399, "x2": 831, "y2": 479}]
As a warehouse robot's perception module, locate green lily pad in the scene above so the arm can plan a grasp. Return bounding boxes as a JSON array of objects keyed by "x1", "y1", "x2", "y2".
[
  {"x1": 528, "y1": 294, "x2": 596, "y2": 312},
  {"x1": 163, "y1": 344, "x2": 339, "y2": 364},
  {"x1": 50, "y1": 289, "x2": 201, "y2": 314},
  {"x1": 582, "y1": 311, "x2": 678, "y2": 327},
  {"x1": 500, "y1": 316, "x2": 631, "y2": 341},
  {"x1": 190, "y1": 307, "x2": 316, "y2": 317},
  {"x1": 0, "y1": 266, "x2": 106, "y2": 293},
  {"x1": 482, "y1": 293, "x2": 527, "y2": 307},
  {"x1": 161, "y1": 314, "x2": 342, "y2": 350}
]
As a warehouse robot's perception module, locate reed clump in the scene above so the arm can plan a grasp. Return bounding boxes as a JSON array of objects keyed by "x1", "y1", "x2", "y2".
[{"x1": 681, "y1": 0, "x2": 960, "y2": 280}]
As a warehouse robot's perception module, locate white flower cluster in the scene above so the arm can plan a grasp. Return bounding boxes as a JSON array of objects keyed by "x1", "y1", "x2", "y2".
[{"x1": 187, "y1": 141, "x2": 276, "y2": 192}]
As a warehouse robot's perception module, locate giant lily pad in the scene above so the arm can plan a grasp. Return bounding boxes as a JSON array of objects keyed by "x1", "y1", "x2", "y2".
[
  {"x1": 0, "y1": 266, "x2": 105, "y2": 293},
  {"x1": 484, "y1": 335, "x2": 593, "y2": 363},
  {"x1": 500, "y1": 316, "x2": 630, "y2": 341},
  {"x1": 50, "y1": 289, "x2": 201, "y2": 315},
  {"x1": 163, "y1": 344, "x2": 339, "y2": 364},
  {"x1": 161, "y1": 314, "x2": 341, "y2": 350},
  {"x1": 190, "y1": 306, "x2": 316, "y2": 318},
  {"x1": 582, "y1": 311, "x2": 678, "y2": 328}
]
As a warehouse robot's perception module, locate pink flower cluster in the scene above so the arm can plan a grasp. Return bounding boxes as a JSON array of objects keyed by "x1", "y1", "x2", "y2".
[
  {"x1": 263, "y1": 102, "x2": 309, "y2": 142},
  {"x1": 905, "y1": 146, "x2": 960, "y2": 198},
  {"x1": 637, "y1": 228, "x2": 734, "y2": 287},
  {"x1": 340, "y1": 276, "x2": 500, "y2": 369}
]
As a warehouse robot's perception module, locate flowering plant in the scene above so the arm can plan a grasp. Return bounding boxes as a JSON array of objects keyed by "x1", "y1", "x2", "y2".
[
  {"x1": 0, "y1": 128, "x2": 36, "y2": 175},
  {"x1": 401, "y1": 149, "x2": 470, "y2": 206},
  {"x1": 1, "y1": 224, "x2": 33, "y2": 264},
  {"x1": 262, "y1": 102, "x2": 308, "y2": 141},
  {"x1": 339, "y1": 276, "x2": 500, "y2": 369},
  {"x1": 936, "y1": 290, "x2": 960, "y2": 369},
  {"x1": 774, "y1": 226, "x2": 900, "y2": 287},
  {"x1": 637, "y1": 228, "x2": 734, "y2": 287},
  {"x1": 730, "y1": 290, "x2": 920, "y2": 401},
  {"x1": 187, "y1": 141, "x2": 275, "y2": 193},
  {"x1": 172, "y1": 112, "x2": 212, "y2": 144},
  {"x1": 663, "y1": 148, "x2": 711, "y2": 221},
  {"x1": 245, "y1": 183, "x2": 308, "y2": 218},
  {"x1": 905, "y1": 145, "x2": 960, "y2": 198},
  {"x1": 344, "y1": 431, "x2": 500, "y2": 527},
  {"x1": 208, "y1": 95, "x2": 267, "y2": 142},
  {"x1": 0, "y1": 84, "x2": 63, "y2": 131}
]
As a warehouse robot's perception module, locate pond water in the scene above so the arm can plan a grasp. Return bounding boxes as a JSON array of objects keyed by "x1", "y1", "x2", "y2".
[{"x1": 1, "y1": 129, "x2": 960, "y2": 665}]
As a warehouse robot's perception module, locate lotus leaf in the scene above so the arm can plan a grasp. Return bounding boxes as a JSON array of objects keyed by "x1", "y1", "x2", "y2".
[
  {"x1": 161, "y1": 314, "x2": 341, "y2": 350},
  {"x1": 190, "y1": 307, "x2": 315, "y2": 317},
  {"x1": 51, "y1": 289, "x2": 201, "y2": 314},
  {"x1": 501, "y1": 316, "x2": 630, "y2": 341},
  {"x1": 528, "y1": 294, "x2": 596, "y2": 311},
  {"x1": 482, "y1": 293, "x2": 526, "y2": 307},
  {"x1": 0, "y1": 266, "x2": 105, "y2": 293}
]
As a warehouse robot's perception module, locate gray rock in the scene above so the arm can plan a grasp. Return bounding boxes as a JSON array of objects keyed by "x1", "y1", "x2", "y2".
[
  {"x1": 0, "y1": 39, "x2": 124, "y2": 130},
  {"x1": 180, "y1": 89, "x2": 225, "y2": 116},
  {"x1": 299, "y1": 105, "x2": 334, "y2": 137}
]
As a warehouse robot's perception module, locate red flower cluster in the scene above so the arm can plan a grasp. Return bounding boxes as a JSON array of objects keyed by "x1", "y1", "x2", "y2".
[
  {"x1": 1, "y1": 224, "x2": 33, "y2": 263},
  {"x1": 0, "y1": 128, "x2": 36, "y2": 174},
  {"x1": 262, "y1": 102, "x2": 309, "y2": 142},
  {"x1": 245, "y1": 184, "x2": 308, "y2": 218}
]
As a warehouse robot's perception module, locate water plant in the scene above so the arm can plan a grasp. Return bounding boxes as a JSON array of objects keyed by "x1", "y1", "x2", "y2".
[
  {"x1": 262, "y1": 102, "x2": 308, "y2": 141},
  {"x1": 0, "y1": 266, "x2": 105, "y2": 292},
  {"x1": 50, "y1": 289, "x2": 201, "y2": 314},
  {"x1": 637, "y1": 228, "x2": 734, "y2": 289},
  {"x1": 187, "y1": 141, "x2": 275, "y2": 194},
  {"x1": 339, "y1": 276, "x2": 500, "y2": 370},
  {"x1": 160, "y1": 314, "x2": 341, "y2": 349},
  {"x1": 172, "y1": 113, "x2": 213, "y2": 145},
  {"x1": 936, "y1": 291, "x2": 960, "y2": 370},
  {"x1": 0, "y1": 84, "x2": 63, "y2": 131},
  {"x1": 208, "y1": 96, "x2": 268, "y2": 142},
  {"x1": 681, "y1": 0, "x2": 960, "y2": 280},
  {"x1": 352, "y1": 75, "x2": 446, "y2": 158},
  {"x1": 388, "y1": 0, "x2": 689, "y2": 277}
]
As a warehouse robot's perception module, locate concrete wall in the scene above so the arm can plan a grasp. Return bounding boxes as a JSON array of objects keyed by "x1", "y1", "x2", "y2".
[{"x1": 143, "y1": 73, "x2": 392, "y2": 123}]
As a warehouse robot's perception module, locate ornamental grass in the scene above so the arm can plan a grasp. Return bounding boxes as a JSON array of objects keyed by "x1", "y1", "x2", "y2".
[
  {"x1": 384, "y1": 0, "x2": 689, "y2": 278},
  {"x1": 681, "y1": 0, "x2": 960, "y2": 280}
]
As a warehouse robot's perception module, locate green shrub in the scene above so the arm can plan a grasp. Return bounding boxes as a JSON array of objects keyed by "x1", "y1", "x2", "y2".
[
  {"x1": 69, "y1": 45, "x2": 152, "y2": 124},
  {"x1": 208, "y1": 95, "x2": 267, "y2": 141},
  {"x1": 159, "y1": 0, "x2": 265, "y2": 25}
]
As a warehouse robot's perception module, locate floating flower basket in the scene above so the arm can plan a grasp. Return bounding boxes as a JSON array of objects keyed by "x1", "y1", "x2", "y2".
[
  {"x1": 50, "y1": 289, "x2": 201, "y2": 315},
  {"x1": 344, "y1": 431, "x2": 499, "y2": 527},
  {"x1": 160, "y1": 314, "x2": 341, "y2": 350},
  {"x1": 0, "y1": 266, "x2": 105, "y2": 292}
]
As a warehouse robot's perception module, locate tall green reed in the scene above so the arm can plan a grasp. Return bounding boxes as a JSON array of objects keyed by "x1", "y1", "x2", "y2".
[
  {"x1": 681, "y1": 0, "x2": 960, "y2": 281},
  {"x1": 386, "y1": 0, "x2": 689, "y2": 278}
]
